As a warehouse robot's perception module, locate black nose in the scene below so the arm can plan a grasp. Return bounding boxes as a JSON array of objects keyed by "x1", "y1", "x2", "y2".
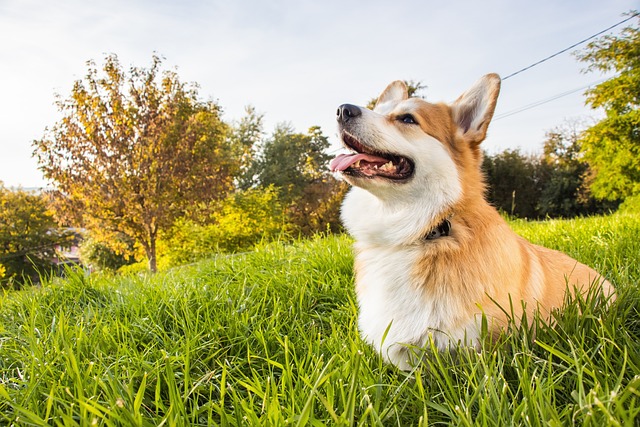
[{"x1": 337, "y1": 104, "x2": 362, "y2": 123}]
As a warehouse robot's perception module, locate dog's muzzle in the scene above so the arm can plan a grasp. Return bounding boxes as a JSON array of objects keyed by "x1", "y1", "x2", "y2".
[{"x1": 337, "y1": 104, "x2": 362, "y2": 124}]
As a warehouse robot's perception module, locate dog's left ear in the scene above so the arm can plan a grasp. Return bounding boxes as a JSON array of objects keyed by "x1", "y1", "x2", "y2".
[
  {"x1": 451, "y1": 74, "x2": 501, "y2": 144},
  {"x1": 374, "y1": 80, "x2": 408, "y2": 110}
]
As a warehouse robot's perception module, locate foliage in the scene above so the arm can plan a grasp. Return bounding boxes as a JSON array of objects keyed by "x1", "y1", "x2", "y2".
[
  {"x1": 231, "y1": 106, "x2": 265, "y2": 190},
  {"x1": 245, "y1": 124, "x2": 331, "y2": 202},
  {"x1": 33, "y1": 54, "x2": 237, "y2": 273},
  {"x1": 241, "y1": 123, "x2": 344, "y2": 236},
  {"x1": 483, "y1": 137, "x2": 618, "y2": 219},
  {"x1": 0, "y1": 214, "x2": 638, "y2": 425},
  {"x1": 482, "y1": 149, "x2": 544, "y2": 218},
  {"x1": 78, "y1": 233, "x2": 138, "y2": 272},
  {"x1": 619, "y1": 193, "x2": 640, "y2": 213},
  {"x1": 288, "y1": 178, "x2": 348, "y2": 235},
  {"x1": 159, "y1": 186, "x2": 287, "y2": 267},
  {"x1": 210, "y1": 186, "x2": 288, "y2": 252},
  {"x1": 0, "y1": 186, "x2": 72, "y2": 288},
  {"x1": 538, "y1": 122, "x2": 618, "y2": 217},
  {"x1": 576, "y1": 12, "x2": 640, "y2": 200}
]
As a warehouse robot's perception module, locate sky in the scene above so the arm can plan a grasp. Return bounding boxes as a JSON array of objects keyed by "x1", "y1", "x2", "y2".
[{"x1": 0, "y1": 0, "x2": 637, "y2": 188}]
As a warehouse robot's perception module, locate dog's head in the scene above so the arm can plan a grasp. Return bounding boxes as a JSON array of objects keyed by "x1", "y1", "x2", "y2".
[{"x1": 331, "y1": 74, "x2": 501, "y2": 204}]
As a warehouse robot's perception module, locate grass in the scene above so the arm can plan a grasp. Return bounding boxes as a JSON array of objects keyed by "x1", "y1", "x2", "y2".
[{"x1": 0, "y1": 213, "x2": 639, "y2": 426}]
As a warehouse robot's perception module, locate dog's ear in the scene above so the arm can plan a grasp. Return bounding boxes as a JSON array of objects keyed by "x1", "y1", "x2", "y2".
[
  {"x1": 374, "y1": 81, "x2": 408, "y2": 110},
  {"x1": 451, "y1": 74, "x2": 501, "y2": 144}
]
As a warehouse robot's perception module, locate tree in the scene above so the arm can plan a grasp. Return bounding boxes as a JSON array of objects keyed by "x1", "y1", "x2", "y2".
[
  {"x1": 0, "y1": 185, "x2": 71, "y2": 287},
  {"x1": 538, "y1": 122, "x2": 619, "y2": 217},
  {"x1": 241, "y1": 124, "x2": 344, "y2": 234},
  {"x1": 575, "y1": 12, "x2": 640, "y2": 200},
  {"x1": 33, "y1": 54, "x2": 237, "y2": 272},
  {"x1": 482, "y1": 149, "x2": 545, "y2": 218},
  {"x1": 539, "y1": 123, "x2": 591, "y2": 217},
  {"x1": 231, "y1": 106, "x2": 265, "y2": 190},
  {"x1": 246, "y1": 124, "x2": 332, "y2": 203}
]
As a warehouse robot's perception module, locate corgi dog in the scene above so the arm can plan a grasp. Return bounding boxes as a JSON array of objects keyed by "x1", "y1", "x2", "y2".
[{"x1": 330, "y1": 74, "x2": 614, "y2": 370}]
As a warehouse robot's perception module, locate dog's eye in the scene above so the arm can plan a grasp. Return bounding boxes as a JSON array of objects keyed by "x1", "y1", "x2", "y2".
[{"x1": 398, "y1": 114, "x2": 417, "y2": 125}]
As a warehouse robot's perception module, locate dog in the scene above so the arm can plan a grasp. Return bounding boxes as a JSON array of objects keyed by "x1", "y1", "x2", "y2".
[{"x1": 330, "y1": 74, "x2": 614, "y2": 370}]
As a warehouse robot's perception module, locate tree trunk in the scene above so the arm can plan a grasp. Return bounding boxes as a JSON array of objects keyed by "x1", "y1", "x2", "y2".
[{"x1": 148, "y1": 235, "x2": 157, "y2": 273}]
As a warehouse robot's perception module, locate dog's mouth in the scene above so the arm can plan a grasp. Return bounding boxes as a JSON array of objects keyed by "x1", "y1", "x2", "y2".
[{"x1": 330, "y1": 132, "x2": 414, "y2": 180}]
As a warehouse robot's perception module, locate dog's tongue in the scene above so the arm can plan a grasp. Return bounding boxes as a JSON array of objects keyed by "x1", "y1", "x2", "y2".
[{"x1": 330, "y1": 153, "x2": 387, "y2": 171}]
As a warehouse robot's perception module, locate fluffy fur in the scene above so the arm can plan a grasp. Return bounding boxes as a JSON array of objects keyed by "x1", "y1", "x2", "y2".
[{"x1": 332, "y1": 74, "x2": 614, "y2": 370}]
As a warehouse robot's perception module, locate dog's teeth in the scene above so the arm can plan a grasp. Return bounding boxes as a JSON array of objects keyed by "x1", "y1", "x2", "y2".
[
  {"x1": 380, "y1": 161, "x2": 393, "y2": 171},
  {"x1": 354, "y1": 160, "x2": 361, "y2": 168}
]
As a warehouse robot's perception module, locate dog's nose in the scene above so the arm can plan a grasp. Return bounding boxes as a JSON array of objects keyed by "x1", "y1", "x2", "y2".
[{"x1": 337, "y1": 104, "x2": 362, "y2": 123}]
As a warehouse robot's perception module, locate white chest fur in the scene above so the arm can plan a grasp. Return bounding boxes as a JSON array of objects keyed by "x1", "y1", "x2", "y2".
[
  {"x1": 342, "y1": 188, "x2": 479, "y2": 369},
  {"x1": 354, "y1": 244, "x2": 480, "y2": 369}
]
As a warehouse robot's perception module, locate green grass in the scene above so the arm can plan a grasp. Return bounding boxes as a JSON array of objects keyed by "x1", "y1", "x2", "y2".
[{"x1": 1, "y1": 213, "x2": 639, "y2": 426}]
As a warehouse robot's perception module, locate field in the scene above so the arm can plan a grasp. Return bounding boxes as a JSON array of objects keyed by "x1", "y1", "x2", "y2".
[{"x1": 1, "y1": 213, "x2": 639, "y2": 426}]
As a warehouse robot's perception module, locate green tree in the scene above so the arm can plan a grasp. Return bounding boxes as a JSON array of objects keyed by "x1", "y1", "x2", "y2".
[
  {"x1": 538, "y1": 122, "x2": 619, "y2": 217},
  {"x1": 231, "y1": 106, "x2": 265, "y2": 190},
  {"x1": 575, "y1": 12, "x2": 640, "y2": 200},
  {"x1": 247, "y1": 124, "x2": 332, "y2": 203},
  {"x1": 539, "y1": 123, "x2": 591, "y2": 217},
  {"x1": 242, "y1": 124, "x2": 344, "y2": 235},
  {"x1": 0, "y1": 185, "x2": 71, "y2": 287},
  {"x1": 294, "y1": 178, "x2": 349, "y2": 235},
  {"x1": 33, "y1": 54, "x2": 237, "y2": 272},
  {"x1": 482, "y1": 149, "x2": 545, "y2": 218}
]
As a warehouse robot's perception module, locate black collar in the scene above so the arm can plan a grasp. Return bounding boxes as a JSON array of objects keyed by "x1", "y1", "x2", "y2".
[{"x1": 425, "y1": 218, "x2": 451, "y2": 240}]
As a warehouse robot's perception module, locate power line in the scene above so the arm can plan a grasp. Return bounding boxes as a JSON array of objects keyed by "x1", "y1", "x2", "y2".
[
  {"x1": 493, "y1": 77, "x2": 610, "y2": 121},
  {"x1": 502, "y1": 12, "x2": 639, "y2": 81}
]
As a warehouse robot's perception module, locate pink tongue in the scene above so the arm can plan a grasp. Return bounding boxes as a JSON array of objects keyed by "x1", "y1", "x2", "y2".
[{"x1": 330, "y1": 153, "x2": 387, "y2": 171}]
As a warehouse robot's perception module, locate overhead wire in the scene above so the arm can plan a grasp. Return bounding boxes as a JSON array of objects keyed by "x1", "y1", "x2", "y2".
[
  {"x1": 502, "y1": 11, "x2": 639, "y2": 81},
  {"x1": 493, "y1": 77, "x2": 611, "y2": 121},
  {"x1": 494, "y1": 13, "x2": 638, "y2": 120}
]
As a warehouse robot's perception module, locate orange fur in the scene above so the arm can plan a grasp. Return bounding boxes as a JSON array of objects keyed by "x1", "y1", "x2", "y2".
[
  {"x1": 409, "y1": 98, "x2": 614, "y2": 327},
  {"x1": 335, "y1": 75, "x2": 614, "y2": 369}
]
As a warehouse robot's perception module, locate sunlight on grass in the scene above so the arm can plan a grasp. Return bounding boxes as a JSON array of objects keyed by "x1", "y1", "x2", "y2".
[{"x1": 1, "y1": 214, "x2": 639, "y2": 425}]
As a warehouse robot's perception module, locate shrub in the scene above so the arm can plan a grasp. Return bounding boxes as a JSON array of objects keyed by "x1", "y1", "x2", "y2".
[
  {"x1": 79, "y1": 233, "x2": 139, "y2": 272},
  {"x1": 159, "y1": 186, "x2": 288, "y2": 267},
  {"x1": 619, "y1": 194, "x2": 640, "y2": 214}
]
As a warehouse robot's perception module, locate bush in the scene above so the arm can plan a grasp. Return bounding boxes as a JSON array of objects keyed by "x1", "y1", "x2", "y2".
[
  {"x1": 619, "y1": 194, "x2": 640, "y2": 214},
  {"x1": 79, "y1": 234, "x2": 138, "y2": 272},
  {"x1": 0, "y1": 186, "x2": 72, "y2": 287},
  {"x1": 159, "y1": 186, "x2": 288, "y2": 267},
  {"x1": 286, "y1": 179, "x2": 348, "y2": 236},
  {"x1": 117, "y1": 260, "x2": 150, "y2": 276}
]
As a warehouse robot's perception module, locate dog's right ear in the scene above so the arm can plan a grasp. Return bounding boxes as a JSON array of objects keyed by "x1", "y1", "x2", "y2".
[
  {"x1": 451, "y1": 74, "x2": 501, "y2": 145},
  {"x1": 374, "y1": 81, "x2": 408, "y2": 111}
]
